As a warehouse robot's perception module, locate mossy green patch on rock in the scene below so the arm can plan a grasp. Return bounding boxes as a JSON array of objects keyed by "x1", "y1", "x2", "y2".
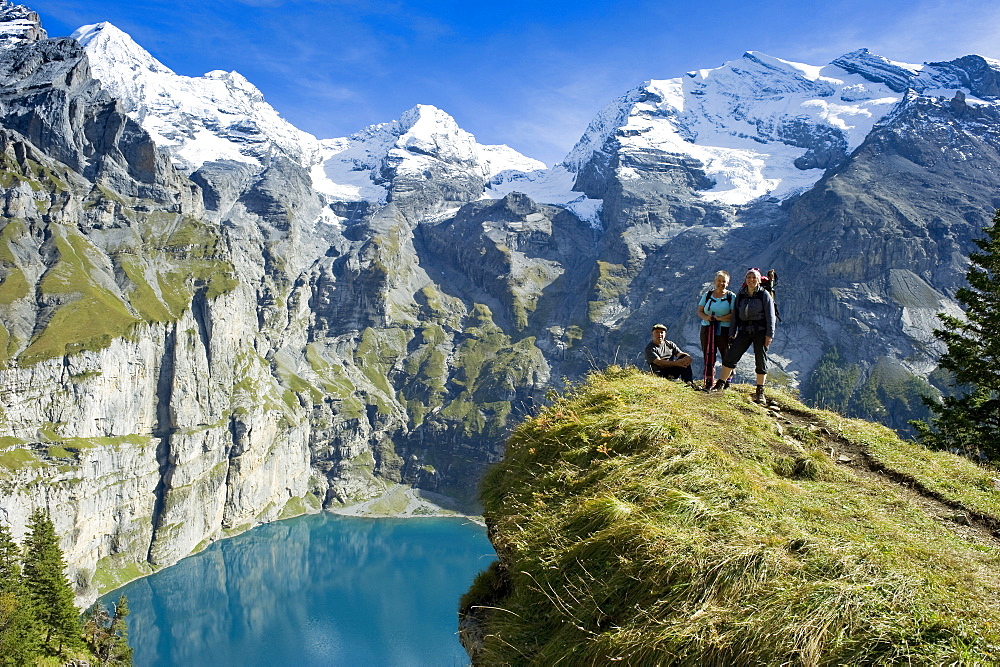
[
  {"x1": 12, "y1": 200, "x2": 240, "y2": 367},
  {"x1": 92, "y1": 552, "x2": 155, "y2": 594},
  {"x1": 0, "y1": 445, "x2": 41, "y2": 473},
  {"x1": 117, "y1": 255, "x2": 175, "y2": 322},
  {"x1": 279, "y1": 495, "x2": 311, "y2": 519},
  {"x1": 428, "y1": 305, "x2": 546, "y2": 440},
  {"x1": 277, "y1": 362, "x2": 325, "y2": 406},
  {"x1": 0, "y1": 323, "x2": 11, "y2": 367},
  {"x1": 354, "y1": 327, "x2": 409, "y2": 414},
  {"x1": 587, "y1": 261, "x2": 631, "y2": 323},
  {"x1": 0, "y1": 266, "x2": 31, "y2": 304},
  {"x1": 401, "y1": 327, "x2": 449, "y2": 422},
  {"x1": 19, "y1": 295, "x2": 137, "y2": 364},
  {"x1": 0, "y1": 223, "x2": 30, "y2": 305},
  {"x1": 0, "y1": 154, "x2": 70, "y2": 193},
  {"x1": 415, "y1": 285, "x2": 464, "y2": 329},
  {"x1": 466, "y1": 367, "x2": 1000, "y2": 665},
  {"x1": 20, "y1": 225, "x2": 139, "y2": 364},
  {"x1": 302, "y1": 350, "x2": 366, "y2": 420}
]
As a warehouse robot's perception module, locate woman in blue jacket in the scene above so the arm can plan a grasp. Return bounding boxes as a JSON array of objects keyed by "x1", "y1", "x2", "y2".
[{"x1": 712, "y1": 268, "x2": 776, "y2": 404}]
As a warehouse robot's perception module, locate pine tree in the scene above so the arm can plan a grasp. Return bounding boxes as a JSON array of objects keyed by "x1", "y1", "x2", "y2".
[
  {"x1": 805, "y1": 346, "x2": 859, "y2": 413},
  {"x1": 109, "y1": 595, "x2": 133, "y2": 665},
  {"x1": 914, "y1": 210, "x2": 1000, "y2": 460},
  {"x1": 22, "y1": 508, "x2": 82, "y2": 656},
  {"x1": 84, "y1": 595, "x2": 133, "y2": 665},
  {"x1": 0, "y1": 522, "x2": 40, "y2": 665}
]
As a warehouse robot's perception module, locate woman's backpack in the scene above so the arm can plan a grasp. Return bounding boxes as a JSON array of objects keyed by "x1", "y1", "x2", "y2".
[
  {"x1": 741, "y1": 269, "x2": 781, "y2": 322},
  {"x1": 764, "y1": 269, "x2": 781, "y2": 322}
]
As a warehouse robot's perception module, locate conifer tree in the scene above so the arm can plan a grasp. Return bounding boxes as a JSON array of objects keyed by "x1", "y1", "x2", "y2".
[
  {"x1": 110, "y1": 595, "x2": 133, "y2": 665},
  {"x1": 0, "y1": 522, "x2": 40, "y2": 665},
  {"x1": 22, "y1": 508, "x2": 82, "y2": 656},
  {"x1": 915, "y1": 210, "x2": 1000, "y2": 460},
  {"x1": 84, "y1": 595, "x2": 133, "y2": 665}
]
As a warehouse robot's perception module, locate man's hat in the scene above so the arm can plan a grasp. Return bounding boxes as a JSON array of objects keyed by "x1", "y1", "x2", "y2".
[{"x1": 652, "y1": 323, "x2": 667, "y2": 331}]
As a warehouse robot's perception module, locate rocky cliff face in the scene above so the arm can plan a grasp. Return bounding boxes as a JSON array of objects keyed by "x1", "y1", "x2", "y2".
[
  {"x1": 0, "y1": 3, "x2": 321, "y2": 603},
  {"x1": 0, "y1": 3, "x2": 997, "y2": 605}
]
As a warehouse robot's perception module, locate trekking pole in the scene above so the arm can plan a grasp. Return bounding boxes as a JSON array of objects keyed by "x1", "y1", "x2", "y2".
[{"x1": 703, "y1": 317, "x2": 715, "y2": 390}]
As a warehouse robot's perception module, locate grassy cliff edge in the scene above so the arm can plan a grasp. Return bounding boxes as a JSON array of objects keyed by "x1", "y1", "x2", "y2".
[{"x1": 461, "y1": 367, "x2": 1000, "y2": 665}]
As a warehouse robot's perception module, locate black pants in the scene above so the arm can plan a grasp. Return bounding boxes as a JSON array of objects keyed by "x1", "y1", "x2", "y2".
[
  {"x1": 722, "y1": 329, "x2": 769, "y2": 375},
  {"x1": 651, "y1": 364, "x2": 694, "y2": 382}
]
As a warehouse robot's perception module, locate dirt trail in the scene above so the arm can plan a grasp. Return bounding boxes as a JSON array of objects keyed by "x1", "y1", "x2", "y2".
[{"x1": 755, "y1": 396, "x2": 1000, "y2": 548}]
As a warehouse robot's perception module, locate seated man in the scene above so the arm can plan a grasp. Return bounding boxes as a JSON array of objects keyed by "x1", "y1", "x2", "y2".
[{"x1": 644, "y1": 323, "x2": 693, "y2": 382}]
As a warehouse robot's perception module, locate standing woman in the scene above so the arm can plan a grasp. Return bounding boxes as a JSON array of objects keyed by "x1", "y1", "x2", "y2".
[
  {"x1": 697, "y1": 271, "x2": 735, "y2": 391},
  {"x1": 713, "y1": 268, "x2": 777, "y2": 403}
]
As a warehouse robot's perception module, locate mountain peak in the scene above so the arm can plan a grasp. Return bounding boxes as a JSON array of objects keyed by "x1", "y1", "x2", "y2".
[
  {"x1": 0, "y1": 0, "x2": 45, "y2": 48},
  {"x1": 314, "y1": 103, "x2": 544, "y2": 205},
  {"x1": 831, "y1": 49, "x2": 922, "y2": 92},
  {"x1": 395, "y1": 104, "x2": 465, "y2": 144},
  {"x1": 72, "y1": 22, "x2": 174, "y2": 76},
  {"x1": 563, "y1": 48, "x2": 924, "y2": 207},
  {"x1": 75, "y1": 21, "x2": 316, "y2": 171},
  {"x1": 740, "y1": 50, "x2": 828, "y2": 81},
  {"x1": 202, "y1": 69, "x2": 265, "y2": 103}
]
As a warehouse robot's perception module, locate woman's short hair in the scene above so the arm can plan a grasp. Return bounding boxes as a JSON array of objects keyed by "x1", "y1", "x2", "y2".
[{"x1": 716, "y1": 270, "x2": 730, "y2": 281}]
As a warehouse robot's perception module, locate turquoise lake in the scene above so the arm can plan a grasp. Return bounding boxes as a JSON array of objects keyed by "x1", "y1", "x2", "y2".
[{"x1": 102, "y1": 513, "x2": 496, "y2": 666}]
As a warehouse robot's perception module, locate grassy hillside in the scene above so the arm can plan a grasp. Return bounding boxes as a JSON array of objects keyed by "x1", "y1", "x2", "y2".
[{"x1": 461, "y1": 367, "x2": 1000, "y2": 665}]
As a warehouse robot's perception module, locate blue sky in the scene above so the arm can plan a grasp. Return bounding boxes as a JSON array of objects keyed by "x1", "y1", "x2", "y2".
[{"x1": 28, "y1": 0, "x2": 1000, "y2": 166}]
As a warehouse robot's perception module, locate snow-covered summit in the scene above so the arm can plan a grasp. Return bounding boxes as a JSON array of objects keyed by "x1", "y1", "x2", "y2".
[
  {"x1": 73, "y1": 22, "x2": 170, "y2": 76},
  {"x1": 361, "y1": 104, "x2": 543, "y2": 180},
  {"x1": 311, "y1": 104, "x2": 545, "y2": 205},
  {"x1": 73, "y1": 22, "x2": 549, "y2": 215},
  {"x1": 562, "y1": 49, "x2": 1000, "y2": 207},
  {"x1": 564, "y1": 50, "x2": 914, "y2": 206},
  {"x1": 73, "y1": 22, "x2": 318, "y2": 171},
  {"x1": 71, "y1": 17, "x2": 998, "y2": 229},
  {"x1": 831, "y1": 49, "x2": 923, "y2": 93}
]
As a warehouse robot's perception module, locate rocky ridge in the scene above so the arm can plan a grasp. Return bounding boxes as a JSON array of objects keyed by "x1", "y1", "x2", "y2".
[{"x1": 0, "y1": 2, "x2": 998, "y2": 605}]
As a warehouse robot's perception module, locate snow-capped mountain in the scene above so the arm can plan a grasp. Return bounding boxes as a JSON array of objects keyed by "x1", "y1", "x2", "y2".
[
  {"x1": 313, "y1": 104, "x2": 545, "y2": 206},
  {"x1": 564, "y1": 49, "x2": 1000, "y2": 207},
  {"x1": 76, "y1": 22, "x2": 570, "y2": 221},
  {"x1": 73, "y1": 21, "x2": 319, "y2": 171}
]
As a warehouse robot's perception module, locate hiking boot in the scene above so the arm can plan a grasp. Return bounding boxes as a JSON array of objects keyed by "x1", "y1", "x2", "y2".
[
  {"x1": 754, "y1": 386, "x2": 766, "y2": 404},
  {"x1": 711, "y1": 379, "x2": 728, "y2": 391}
]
